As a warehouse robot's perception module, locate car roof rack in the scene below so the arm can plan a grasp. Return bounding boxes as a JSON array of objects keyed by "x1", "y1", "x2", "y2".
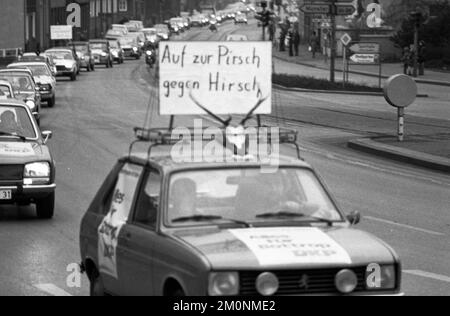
[{"x1": 129, "y1": 125, "x2": 302, "y2": 162}]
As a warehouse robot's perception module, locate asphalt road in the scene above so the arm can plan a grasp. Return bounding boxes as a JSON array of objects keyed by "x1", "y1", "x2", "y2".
[{"x1": 0, "y1": 20, "x2": 449, "y2": 296}]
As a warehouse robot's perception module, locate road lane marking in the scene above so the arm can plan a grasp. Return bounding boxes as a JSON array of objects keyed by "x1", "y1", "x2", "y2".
[
  {"x1": 34, "y1": 284, "x2": 73, "y2": 297},
  {"x1": 404, "y1": 270, "x2": 450, "y2": 283},
  {"x1": 365, "y1": 216, "x2": 445, "y2": 236}
]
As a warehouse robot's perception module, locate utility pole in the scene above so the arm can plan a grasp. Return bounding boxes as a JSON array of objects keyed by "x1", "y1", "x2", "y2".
[{"x1": 330, "y1": 0, "x2": 337, "y2": 83}]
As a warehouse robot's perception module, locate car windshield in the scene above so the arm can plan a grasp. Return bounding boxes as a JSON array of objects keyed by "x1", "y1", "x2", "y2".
[
  {"x1": 0, "y1": 106, "x2": 36, "y2": 138},
  {"x1": 109, "y1": 41, "x2": 119, "y2": 48},
  {"x1": 90, "y1": 43, "x2": 107, "y2": 50},
  {"x1": 0, "y1": 74, "x2": 34, "y2": 92},
  {"x1": 46, "y1": 51, "x2": 73, "y2": 60},
  {"x1": 0, "y1": 85, "x2": 12, "y2": 98},
  {"x1": 119, "y1": 37, "x2": 136, "y2": 46},
  {"x1": 74, "y1": 45, "x2": 88, "y2": 53},
  {"x1": 15, "y1": 65, "x2": 50, "y2": 77},
  {"x1": 167, "y1": 168, "x2": 342, "y2": 227}
]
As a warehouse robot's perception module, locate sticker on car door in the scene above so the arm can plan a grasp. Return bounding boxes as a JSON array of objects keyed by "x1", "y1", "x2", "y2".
[{"x1": 98, "y1": 163, "x2": 143, "y2": 279}]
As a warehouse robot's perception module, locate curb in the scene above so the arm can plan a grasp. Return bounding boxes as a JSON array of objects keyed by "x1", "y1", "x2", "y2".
[
  {"x1": 348, "y1": 138, "x2": 450, "y2": 173},
  {"x1": 273, "y1": 83, "x2": 429, "y2": 98},
  {"x1": 274, "y1": 55, "x2": 450, "y2": 88}
]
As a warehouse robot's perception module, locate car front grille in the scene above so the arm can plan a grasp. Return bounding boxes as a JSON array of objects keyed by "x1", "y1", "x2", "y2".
[
  {"x1": 0, "y1": 165, "x2": 24, "y2": 181},
  {"x1": 240, "y1": 267, "x2": 366, "y2": 296},
  {"x1": 56, "y1": 65, "x2": 66, "y2": 71}
]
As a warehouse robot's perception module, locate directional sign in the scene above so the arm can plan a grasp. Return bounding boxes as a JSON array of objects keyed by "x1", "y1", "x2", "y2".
[
  {"x1": 349, "y1": 54, "x2": 380, "y2": 64},
  {"x1": 340, "y1": 33, "x2": 352, "y2": 46},
  {"x1": 300, "y1": 4, "x2": 331, "y2": 14},
  {"x1": 349, "y1": 42, "x2": 380, "y2": 54},
  {"x1": 336, "y1": 5, "x2": 356, "y2": 16}
]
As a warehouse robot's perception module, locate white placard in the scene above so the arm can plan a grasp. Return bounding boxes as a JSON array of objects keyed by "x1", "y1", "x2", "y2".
[
  {"x1": 50, "y1": 25, "x2": 73, "y2": 40},
  {"x1": 98, "y1": 163, "x2": 143, "y2": 279},
  {"x1": 230, "y1": 227, "x2": 352, "y2": 267},
  {"x1": 159, "y1": 42, "x2": 272, "y2": 115},
  {"x1": 0, "y1": 142, "x2": 35, "y2": 157}
]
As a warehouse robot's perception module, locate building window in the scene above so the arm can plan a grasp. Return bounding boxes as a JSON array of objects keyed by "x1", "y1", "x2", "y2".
[{"x1": 119, "y1": 0, "x2": 127, "y2": 12}]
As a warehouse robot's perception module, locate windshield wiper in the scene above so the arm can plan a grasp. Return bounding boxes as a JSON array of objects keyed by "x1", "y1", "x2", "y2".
[
  {"x1": 256, "y1": 212, "x2": 334, "y2": 227},
  {"x1": 0, "y1": 131, "x2": 26, "y2": 141},
  {"x1": 172, "y1": 215, "x2": 252, "y2": 228}
]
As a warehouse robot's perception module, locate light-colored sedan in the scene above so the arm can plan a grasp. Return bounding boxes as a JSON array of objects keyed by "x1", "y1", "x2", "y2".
[{"x1": 8, "y1": 62, "x2": 56, "y2": 107}]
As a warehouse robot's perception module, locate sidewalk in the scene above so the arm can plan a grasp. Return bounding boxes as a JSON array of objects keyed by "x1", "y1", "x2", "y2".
[
  {"x1": 348, "y1": 135, "x2": 450, "y2": 173},
  {"x1": 273, "y1": 44, "x2": 450, "y2": 87}
]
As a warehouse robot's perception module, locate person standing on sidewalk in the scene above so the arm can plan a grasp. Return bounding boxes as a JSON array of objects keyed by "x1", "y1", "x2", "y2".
[
  {"x1": 310, "y1": 32, "x2": 319, "y2": 59},
  {"x1": 293, "y1": 29, "x2": 301, "y2": 57},
  {"x1": 288, "y1": 27, "x2": 295, "y2": 57},
  {"x1": 418, "y1": 41, "x2": 426, "y2": 76},
  {"x1": 279, "y1": 29, "x2": 286, "y2": 52},
  {"x1": 401, "y1": 47, "x2": 410, "y2": 75}
]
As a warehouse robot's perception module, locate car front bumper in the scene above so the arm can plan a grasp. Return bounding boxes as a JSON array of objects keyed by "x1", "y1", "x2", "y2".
[
  {"x1": 0, "y1": 183, "x2": 55, "y2": 205},
  {"x1": 92, "y1": 55, "x2": 109, "y2": 64}
]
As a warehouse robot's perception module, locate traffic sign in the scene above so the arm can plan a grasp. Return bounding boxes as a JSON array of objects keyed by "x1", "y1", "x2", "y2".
[
  {"x1": 349, "y1": 43, "x2": 380, "y2": 54},
  {"x1": 384, "y1": 75, "x2": 417, "y2": 108},
  {"x1": 340, "y1": 33, "x2": 352, "y2": 46},
  {"x1": 336, "y1": 5, "x2": 356, "y2": 16},
  {"x1": 300, "y1": 4, "x2": 331, "y2": 14},
  {"x1": 349, "y1": 54, "x2": 379, "y2": 64}
]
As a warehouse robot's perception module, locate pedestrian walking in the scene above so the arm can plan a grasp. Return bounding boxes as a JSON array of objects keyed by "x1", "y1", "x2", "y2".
[
  {"x1": 293, "y1": 29, "x2": 301, "y2": 56},
  {"x1": 401, "y1": 47, "x2": 410, "y2": 75},
  {"x1": 279, "y1": 30, "x2": 286, "y2": 52},
  {"x1": 418, "y1": 41, "x2": 426, "y2": 76},
  {"x1": 288, "y1": 27, "x2": 295, "y2": 57},
  {"x1": 310, "y1": 32, "x2": 319, "y2": 59}
]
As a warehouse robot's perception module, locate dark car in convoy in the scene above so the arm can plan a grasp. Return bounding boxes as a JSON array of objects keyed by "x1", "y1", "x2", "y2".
[
  {"x1": 108, "y1": 40, "x2": 124, "y2": 64},
  {"x1": 0, "y1": 69, "x2": 41, "y2": 124},
  {"x1": 0, "y1": 99, "x2": 55, "y2": 219},
  {"x1": 44, "y1": 48, "x2": 80, "y2": 81},
  {"x1": 70, "y1": 41, "x2": 95, "y2": 72},
  {"x1": 89, "y1": 40, "x2": 113, "y2": 68},
  {"x1": 80, "y1": 127, "x2": 402, "y2": 296}
]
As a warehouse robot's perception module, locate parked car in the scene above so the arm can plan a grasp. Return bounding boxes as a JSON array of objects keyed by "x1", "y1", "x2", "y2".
[
  {"x1": 18, "y1": 54, "x2": 57, "y2": 76},
  {"x1": 118, "y1": 35, "x2": 142, "y2": 59},
  {"x1": 7, "y1": 62, "x2": 56, "y2": 108},
  {"x1": 108, "y1": 40, "x2": 124, "y2": 64},
  {"x1": 0, "y1": 69, "x2": 41, "y2": 123},
  {"x1": 89, "y1": 40, "x2": 113, "y2": 68},
  {"x1": 0, "y1": 99, "x2": 55, "y2": 219},
  {"x1": 70, "y1": 41, "x2": 95, "y2": 72},
  {"x1": 44, "y1": 48, "x2": 79, "y2": 81}
]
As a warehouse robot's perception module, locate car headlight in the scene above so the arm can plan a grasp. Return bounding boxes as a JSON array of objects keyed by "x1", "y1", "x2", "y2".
[
  {"x1": 366, "y1": 265, "x2": 396, "y2": 290},
  {"x1": 256, "y1": 272, "x2": 279, "y2": 296},
  {"x1": 335, "y1": 269, "x2": 358, "y2": 294},
  {"x1": 133, "y1": 47, "x2": 138, "y2": 52},
  {"x1": 146, "y1": 50, "x2": 153, "y2": 56},
  {"x1": 101, "y1": 52, "x2": 107, "y2": 57},
  {"x1": 25, "y1": 100, "x2": 36, "y2": 111},
  {"x1": 208, "y1": 272, "x2": 239, "y2": 296},
  {"x1": 24, "y1": 162, "x2": 51, "y2": 185}
]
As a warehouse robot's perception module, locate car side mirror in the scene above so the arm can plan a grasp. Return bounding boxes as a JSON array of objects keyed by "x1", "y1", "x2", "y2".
[
  {"x1": 347, "y1": 211, "x2": 361, "y2": 226},
  {"x1": 42, "y1": 131, "x2": 53, "y2": 144}
]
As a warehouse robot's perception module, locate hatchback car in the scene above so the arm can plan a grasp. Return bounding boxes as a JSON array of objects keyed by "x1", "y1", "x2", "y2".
[
  {"x1": 0, "y1": 69, "x2": 41, "y2": 123},
  {"x1": 44, "y1": 48, "x2": 79, "y2": 81},
  {"x1": 118, "y1": 35, "x2": 142, "y2": 59},
  {"x1": 80, "y1": 127, "x2": 402, "y2": 296},
  {"x1": 89, "y1": 40, "x2": 113, "y2": 68},
  {"x1": 7, "y1": 62, "x2": 56, "y2": 108},
  {"x1": 0, "y1": 99, "x2": 55, "y2": 219},
  {"x1": 108, "y1": 40, "x2": 124, "y2": 64}
]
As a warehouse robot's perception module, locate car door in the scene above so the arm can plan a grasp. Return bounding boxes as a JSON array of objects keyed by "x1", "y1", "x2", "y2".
[{"x1": 117, "y1": 168, "x2": 162, "y2": 296}]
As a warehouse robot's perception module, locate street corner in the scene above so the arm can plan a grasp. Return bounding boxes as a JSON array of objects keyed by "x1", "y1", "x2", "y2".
[{"x1": 347, "y1": 136, "x2": 450, "y2": 173}]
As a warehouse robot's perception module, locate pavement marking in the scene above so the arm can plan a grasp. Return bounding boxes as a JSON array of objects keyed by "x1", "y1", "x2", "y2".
[
  {"x1": 365, "y1": 216, "x2": 445, "y2": 237},
  {"x1": 404, "y1": 270, "x2": 450, "y2": 284},
  {"x1": 34, "y1": 284, "x2": 73, "y2": 297}
]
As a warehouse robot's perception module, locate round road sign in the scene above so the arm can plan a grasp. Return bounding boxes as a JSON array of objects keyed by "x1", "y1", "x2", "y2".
[{"x1": 384, "y1": 74, "x2": 417, "y2": 108}]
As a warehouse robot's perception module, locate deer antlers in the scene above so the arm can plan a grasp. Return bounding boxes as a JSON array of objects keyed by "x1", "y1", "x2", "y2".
[{"x1": 189, "y1": 89, "x2": 269, "y2": 128}]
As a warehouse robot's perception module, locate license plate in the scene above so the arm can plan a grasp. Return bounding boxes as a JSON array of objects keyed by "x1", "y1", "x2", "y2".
[{"x1": 0, "y1": 190, "x2": 12, "y2": 200}]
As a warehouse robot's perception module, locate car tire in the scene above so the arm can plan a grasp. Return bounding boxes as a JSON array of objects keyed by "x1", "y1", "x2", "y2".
[
  {"x1": 91, "y1": 64, "x2": 95, "y2": 71},
  {"x1": 110, "y1": 60, "x2": 113, "y2": 68},
  {"x1": 86, "y1": 66, "x2": 90, "y2": 72},
  {"x1": 48, "y1": 96, "x2": 55, "y2": 108},
  {"x1": 90, "y1": 271, "x2": 106, "y2": 296},
  {"x1": 36, "y1": 192, "x2": 55, "y2": 219},
  {"x1": 70, "y1": 73, "x2": 76, "y2": 81}
]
